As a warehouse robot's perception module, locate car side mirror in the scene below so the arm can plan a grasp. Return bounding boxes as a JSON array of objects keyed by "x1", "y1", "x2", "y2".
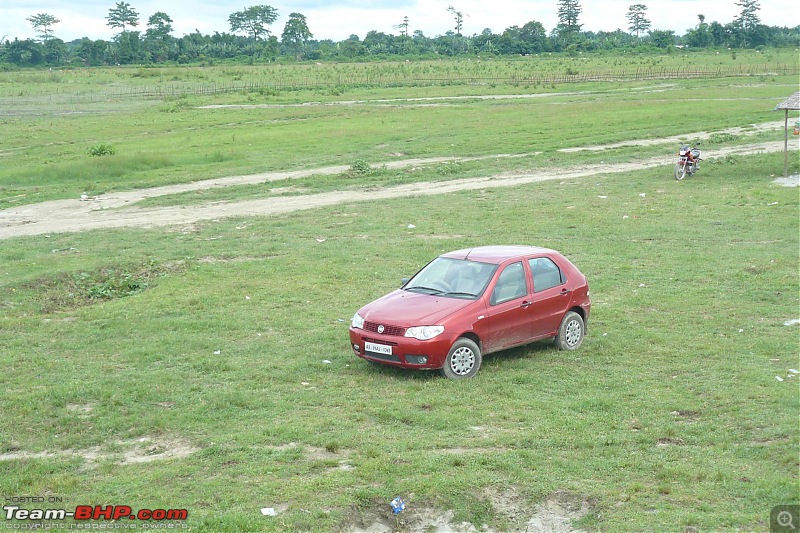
[{"x1": 400, "y1": 277, "x2": 409, "y2": 288}]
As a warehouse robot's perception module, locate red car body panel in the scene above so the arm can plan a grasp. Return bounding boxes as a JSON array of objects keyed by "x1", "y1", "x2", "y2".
[{"x1": 349, "y1": 246, "x2": 590, "y2": 371}]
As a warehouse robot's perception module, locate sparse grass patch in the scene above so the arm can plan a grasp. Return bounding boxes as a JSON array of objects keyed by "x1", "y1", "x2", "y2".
[
  {"x1": 13, "y1": 260, "x2": 189, "y2": 313},
  {"x1": 708, "y1": 132, "x2": 739, "y2": 144}
]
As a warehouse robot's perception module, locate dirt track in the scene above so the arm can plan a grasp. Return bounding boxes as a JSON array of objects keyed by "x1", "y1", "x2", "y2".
[{"x1": 0, "y1": 122, "x2": 789, "y2": 240}]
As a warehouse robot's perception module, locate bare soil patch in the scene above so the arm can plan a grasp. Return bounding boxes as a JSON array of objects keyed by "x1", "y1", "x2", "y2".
[
  {"x1": 0, "y1": 436, "x2": 199, "y2": 469},
  {"x1": 340, "y1": 487, "x2": 593, "y2": 532},
  {"x1": 773, "y1": 174, "x2": 799, "y2": 187}
]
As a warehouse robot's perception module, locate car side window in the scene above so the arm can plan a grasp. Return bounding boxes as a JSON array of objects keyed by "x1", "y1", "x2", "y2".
[
  {"x1": 490, "y1": 262, "x2": 527, "y2": 305},
  {"x1": 529, "y1": 257, "x2": 566, "y2": 292}
]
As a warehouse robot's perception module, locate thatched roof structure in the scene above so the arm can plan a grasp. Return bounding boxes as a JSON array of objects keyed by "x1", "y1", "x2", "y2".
[{"x1": 775, "y1": 92, "x2": 800, "y2": 111}]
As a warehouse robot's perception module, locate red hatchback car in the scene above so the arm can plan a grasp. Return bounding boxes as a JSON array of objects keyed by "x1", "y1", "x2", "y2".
[{"x1": 349, "y1": 245, "x2": 591, "y2": 379}]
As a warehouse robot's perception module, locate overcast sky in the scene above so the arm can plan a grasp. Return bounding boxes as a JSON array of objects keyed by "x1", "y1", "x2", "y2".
[{"x1": 1, "y1": 0, "x2": 796, "y2": 43}]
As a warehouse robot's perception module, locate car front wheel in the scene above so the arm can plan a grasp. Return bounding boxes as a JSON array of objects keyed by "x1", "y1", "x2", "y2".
[
  {"x1": 440, "y1": 338, "x2": 482, "y2": 379},
  {"x1": 555, "y1": 311, "x2": 584, "y2": 350}
]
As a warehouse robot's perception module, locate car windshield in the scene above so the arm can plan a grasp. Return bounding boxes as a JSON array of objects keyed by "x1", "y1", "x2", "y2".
[{"x1": 404, "y1": 257, "x2": 498, "y2": 299}]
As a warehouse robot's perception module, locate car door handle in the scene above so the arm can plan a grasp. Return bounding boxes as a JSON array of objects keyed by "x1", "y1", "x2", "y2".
[
  {"x1": 560, "y1": 289, "x2": 571, "y2": 295},
  {"x1": 521, "y1": 301, "x2": 531, "y2": 309}
]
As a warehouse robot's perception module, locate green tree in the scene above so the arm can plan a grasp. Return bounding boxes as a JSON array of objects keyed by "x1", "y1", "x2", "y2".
[
  {"x1": 144, "y1": 11, "x2": 174, "y2": 61},
  {"x1": 519, "y1": 20, "x2": 548, "y2": 53},
  {"x1": 114, "y1": 30, "x2": 143, "y2": 63},
  {"x1": 393, "y1": 16, "x2": 411, "y2": 54},
  {"x1": 337, "y1": 34, "x2": 364, "y2": 58},
  {"x1": 733, "y1": 0, "x2": 761, "y2": 47},
  {"x1": 363, "y1": 30, "x2": 395, "y2": 55},
  {"x1": 472, "y1": 28, "x2": 498, "y2": 54},
  {"x1": 556, "y1": 0, "x2": 583, "y2": 37},
  {"x1": 446, "y1": 6, "x2": 465, "y2": 36},
  {"x1": 712, "y1": 21, "x2": 729, "y2": 46},
  {"x1": 76, "y1": 38, "x2": 108, "y2": 66},
  {"x1": 228, "y1": 5, "x2": 278, "y2": 41},
  {"x1": 106, "y1": 2, "x2": 139, "y2": 34},
  {"x1": 281, "y1": 12, "x2": 313, "y2": 59},
  {"x1": 26, "y1": 13, "x2": 61, "y2": 42},
  {"x1": 445, "y1": 6, "x2": 469, "y2": 55},
  {"x1": 685, "y1": 14, "x2": 712, "y2": 47},
  {"x1": 146, "y1": 12, "x2": 173, "y2": 39},
  {"x1": 394, "y1": 16, "x2": 410, "y2": 38},
  {"x1": 647, "y1": 29, "x2": 676, "y2": 48},
  {"x1": 43, "y1": 37, "x2": 67, "y2": 64},
  {"x1": 626, "y1": 4, "x2": 651, "y2": 38},
  {"x1": 4, "y1": 38, "x2": 45, "y2": 66}
]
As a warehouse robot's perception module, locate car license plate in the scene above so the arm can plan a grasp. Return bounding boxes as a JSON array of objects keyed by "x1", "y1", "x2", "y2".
[{"x1": 365, "y1": 341, "x2": 392, "y2": 355}]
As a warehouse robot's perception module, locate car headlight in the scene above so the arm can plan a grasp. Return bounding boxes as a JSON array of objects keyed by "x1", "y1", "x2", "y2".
[
  {"x1": 404, "y1": 326, "x2": 444, "y2": 340},
  {"x1": 351, "y1": 312, "x2": 365, "y2": 329}
]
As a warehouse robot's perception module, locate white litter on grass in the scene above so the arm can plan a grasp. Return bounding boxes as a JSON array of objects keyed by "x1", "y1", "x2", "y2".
[
  {"x1": 768, "y1": 202, "x2": 778, "y2": 206},
  {"x1": 213, "y1": 350, "x2": 221, "y2": 355},
  {"x1": 260, "y1": 508, "x2": 277, "y2": 516},
  {"x1": 784, "y1": 319, "x2": 800, "y2": 326},
  {"x1": 245, "y1": 296, "x2": 251, "y2": 300},
  {"x1": 80, "y1": 194, "x2": 89, "y2": 201},
  {"x1": 622, "y1": 215, "x2": 629, "y2": 219},
  {"x1": 301, "y1": 382, "x2": 310, "y2": 386},
  {"x1": 323, "y1": 360, "x2": 332, "y2": 364},
  {"x1": 598, "y1": 195, "x2": 608, "y2": 199},
  {"x1": 407, "y1": 224, "x2": 416, "y2": 229},
  {"x1": 639, "y1": 193, "x2": 646, "y2": 197},
  {"x1": 739, "y1": 329, "x2": 744, "y2": 333},
  {"x1": 316, "y1": 238, "x2": 326, "y2": 243},
  {"x1": 639, "y1": 283, "x2": 647, "y2": 287},
  {"x1": 789, "y1": 369, "x2": 799, "y2": 374},
  {"x1": 776, "y1": 376, "x2": 784, "y2": 382}
]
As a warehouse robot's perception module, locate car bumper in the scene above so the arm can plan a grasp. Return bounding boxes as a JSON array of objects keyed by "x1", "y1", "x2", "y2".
[{"x1": 349, "y1": 328, "x2": 452, "y2": 370}]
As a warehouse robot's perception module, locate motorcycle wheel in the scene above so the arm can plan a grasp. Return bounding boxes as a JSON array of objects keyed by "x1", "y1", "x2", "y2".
[{"x1": 674, "y1": 162, "x2": 686, "y2": 181}]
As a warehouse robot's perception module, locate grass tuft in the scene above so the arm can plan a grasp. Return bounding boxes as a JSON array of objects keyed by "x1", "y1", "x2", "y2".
[{"x1": 18, "y1": 260, "x2": 189, "y2": 313}]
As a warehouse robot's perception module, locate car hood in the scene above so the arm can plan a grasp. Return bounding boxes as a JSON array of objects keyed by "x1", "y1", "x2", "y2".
[{"x1": 360, "y1": 289, "x2": 474, "y2": 326}]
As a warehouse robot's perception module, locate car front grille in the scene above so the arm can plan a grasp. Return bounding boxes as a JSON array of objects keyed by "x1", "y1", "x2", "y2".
[
  {"x1": 364, "y1": 321, "x2": 406, "y2": 336},
  {"x1": 364, "y1": 351, "x2": 401, "y2": 363}
]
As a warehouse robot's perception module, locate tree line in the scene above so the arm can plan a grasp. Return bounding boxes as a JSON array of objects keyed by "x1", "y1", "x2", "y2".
[{"x1": 2, "y1": 0, "x2": 797, "y2": 68}]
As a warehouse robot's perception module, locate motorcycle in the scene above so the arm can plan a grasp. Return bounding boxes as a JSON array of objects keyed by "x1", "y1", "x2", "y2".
[{"x1": 674, "y1": 144, "x2": 701, "y2": 181}]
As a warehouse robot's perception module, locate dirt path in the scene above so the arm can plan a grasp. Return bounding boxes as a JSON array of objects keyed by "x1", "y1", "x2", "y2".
[{"x1": 0, "y1": 132, "x2": 788, "y2": 240}]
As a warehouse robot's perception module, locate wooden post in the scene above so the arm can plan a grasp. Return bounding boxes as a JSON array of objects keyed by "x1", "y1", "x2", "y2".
[{"x1": 785, "y1": 109, "x2": 789, "y2": 178}]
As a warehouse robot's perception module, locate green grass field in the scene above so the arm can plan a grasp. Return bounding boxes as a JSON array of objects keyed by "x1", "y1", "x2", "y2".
[{"x1": 0, "y1": 53, "x2": 798, "y2": 531}]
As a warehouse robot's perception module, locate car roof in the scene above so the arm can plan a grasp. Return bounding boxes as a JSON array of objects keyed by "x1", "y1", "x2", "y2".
[{"x1": 441, "y1": 245, "x2": 558, "y2": 264}]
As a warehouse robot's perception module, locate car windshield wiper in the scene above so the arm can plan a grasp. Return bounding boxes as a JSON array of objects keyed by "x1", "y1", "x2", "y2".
[
  {"x1": 443, "y1": 291, "x2": 477, "y2": 298},
  {"x1": 405, "y1": 285, "x2": 444, "y2": 294}
]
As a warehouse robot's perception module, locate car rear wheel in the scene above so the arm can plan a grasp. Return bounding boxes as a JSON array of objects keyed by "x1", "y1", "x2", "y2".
[
  {"x1": 440, "y1": 338, "x2": 481, "y2": 379},
  {"x1": 555, "y1": 311, "x2": 584, "y2": 350}
]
